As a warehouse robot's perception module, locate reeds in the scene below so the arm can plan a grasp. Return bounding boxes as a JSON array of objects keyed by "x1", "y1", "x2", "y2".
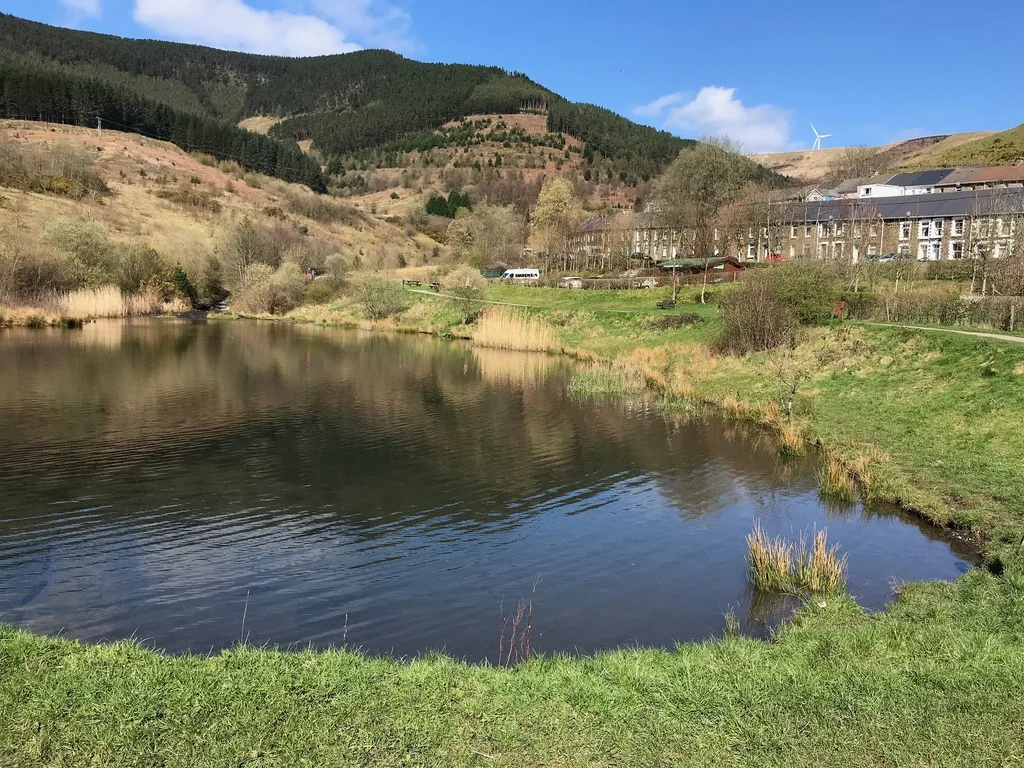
[
  {"x1": 473, "y1": 307, "x2": 559, "y2": 353},
  {"x1": 746, "y1": 521, "x2": 847, "y2": 594},
  {"x1": 817, "y1": 454, "x2": 857, "y2": 503},
  {"x1": 60, "y1": 287, "x2": 165, "y2": 319},
  {"x1": 778, "y1": 424, "x2": 805, "y2": 456}
]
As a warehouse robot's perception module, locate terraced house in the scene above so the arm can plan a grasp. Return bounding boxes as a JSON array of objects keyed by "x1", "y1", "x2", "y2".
[
  {"x1": 769, "y1": 187, "x2": 1024, "y2": 263},
  {"x1": 575, "y1": 186, "x2": 1024, "y2": 267}
]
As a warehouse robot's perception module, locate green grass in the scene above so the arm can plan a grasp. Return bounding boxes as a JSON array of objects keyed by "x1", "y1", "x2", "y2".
[
  {"x1": 8, "y1": 287, "x2": 1024, "y2": 765},
  {"x1": 4, "y1": 571, "x2": 1024, "y2": 767},
  {"x1": 911, "y1": 122, "x2": 1024, "y2": 167}
]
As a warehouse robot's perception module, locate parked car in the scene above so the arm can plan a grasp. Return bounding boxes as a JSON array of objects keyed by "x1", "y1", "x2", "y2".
[
  {"x1": 558, "y1": 276, "x2": 584, "y2": 289},
  {"x1": 873, "y1": 253, "x2": 901, "y2": 263}
]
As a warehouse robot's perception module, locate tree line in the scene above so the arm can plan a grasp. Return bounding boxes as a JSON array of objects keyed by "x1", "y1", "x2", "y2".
[{"x1": 0, "y1": 61, "x2": 327, "y2": 191}]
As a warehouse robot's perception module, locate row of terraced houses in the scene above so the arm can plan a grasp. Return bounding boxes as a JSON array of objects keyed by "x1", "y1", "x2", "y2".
[{"x1": 574, "y1": 166, "x2": 1024, "y2": 265}]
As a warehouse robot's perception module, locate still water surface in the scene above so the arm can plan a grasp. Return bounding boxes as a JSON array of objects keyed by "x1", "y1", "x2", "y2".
[{"x1": 0, "y1": 319, "x2": 975, "y2": 660}]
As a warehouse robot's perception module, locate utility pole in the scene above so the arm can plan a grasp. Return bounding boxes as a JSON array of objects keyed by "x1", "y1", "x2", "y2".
[{"x1": 97, "y1": 117, "x2": 102, "y2": 137}]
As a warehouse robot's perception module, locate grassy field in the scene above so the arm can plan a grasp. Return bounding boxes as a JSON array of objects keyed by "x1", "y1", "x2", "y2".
[{"x1": 5, "y1": 283, "x2": 1024, "y2": 766}]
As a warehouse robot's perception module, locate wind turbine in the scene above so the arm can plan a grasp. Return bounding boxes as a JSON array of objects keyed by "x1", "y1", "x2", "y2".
[{"x1": 811, "y1": 123, "x2": 832, "y2": 151}]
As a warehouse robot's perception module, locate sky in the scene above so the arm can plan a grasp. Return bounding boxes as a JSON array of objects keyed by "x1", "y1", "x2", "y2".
[{"x1": 4, "y1": 0, "x2": 1024, "y2": 153}]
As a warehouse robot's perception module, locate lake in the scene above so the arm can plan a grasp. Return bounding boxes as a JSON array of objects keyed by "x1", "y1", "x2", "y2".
[{"x1": 0, "y1": 319, "x2": 976, "y2": 661}]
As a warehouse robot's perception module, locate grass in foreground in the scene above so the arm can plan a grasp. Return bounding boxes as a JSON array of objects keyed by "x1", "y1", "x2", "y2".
[{"x1": 4, "y1": 569, "x2": 1024, "y2": 767}]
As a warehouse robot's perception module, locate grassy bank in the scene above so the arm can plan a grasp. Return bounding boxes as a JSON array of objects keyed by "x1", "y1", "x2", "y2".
[
  {"x1": 3, "y1": 574, "x2": 1023, "y2": 767},
  {"x1": 5, "y1": 283, "x2": 1024, "y2": 765}
]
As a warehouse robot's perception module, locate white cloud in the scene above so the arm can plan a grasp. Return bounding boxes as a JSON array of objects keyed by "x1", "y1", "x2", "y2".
[
  {"x1": 133, "y1": 0, "x2": 413, "y2": 57},
  {"x1": 635, "y1": 86, "x2": 791, "y2": 153},
  {"x1": 310, "y1": 0, "x2": 418, "y2": 54},
  {"x1": 60, "y1": 0, "x2": 102, "y2": 16}
]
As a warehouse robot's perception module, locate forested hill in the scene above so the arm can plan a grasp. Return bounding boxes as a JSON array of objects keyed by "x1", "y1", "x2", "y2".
[{"x1": 0, "y1": 13, "x2": 735, "y2": 186}]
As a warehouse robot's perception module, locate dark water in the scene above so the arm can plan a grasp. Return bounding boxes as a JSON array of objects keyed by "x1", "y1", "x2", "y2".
[{"x1": 0, "y1": 320, "x2": 976, "y2": 661}]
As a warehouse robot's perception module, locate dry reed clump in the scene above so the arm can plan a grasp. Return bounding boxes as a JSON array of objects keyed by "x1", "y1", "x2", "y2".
[
  {"x1": 473, "y1": 307, "x2": 560, "y2": 353},
  {"x1": 817, "y1": 454, "x2": 858, "y2": 503},
  {"x1": 746, "y1": 521, "x2": 847, "y2": 594},
  {"x1": 1015, "y1": 362, "x2": 1024, "y2": 376},
  {"x1": 778, "y1": 424, "x2": 805, "y2": 456},
  {"x1": 60, "y1": 286, "x2": 164, "y2": 319}
]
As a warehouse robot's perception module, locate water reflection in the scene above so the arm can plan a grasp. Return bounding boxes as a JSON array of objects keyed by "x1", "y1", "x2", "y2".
[{"x1": 0, "y1": 319, "x2": 976, "y2": 660}]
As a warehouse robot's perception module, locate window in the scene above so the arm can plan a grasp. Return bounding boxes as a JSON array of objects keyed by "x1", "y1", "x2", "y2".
[
  {"x1": 853, "y1": 223, "x2": 862, "y2": 238},
  {"x1": 835, "y1": 222, "x2": 845, "y2": 236},
  {"x1": 867, "y1": 245, "x2": 878, "y2": 257},
  {"x1": 790, "y1": 225, "x2": 798, "y2": 238},
  {"x1": 919, "y1": 220, "x2": 932, "y2": 238},
  {"x1": 805, "y1": 224, "x2": 813, "y2": 237},
  {"x1": 952, "y1": 218, "x2": 964, "y2": 236},
  {"x1": 934, "y1": 220, "x2": 943, "y2": 236},
  {"x1": 818, "y1": 223, "x2": 826, "y2": 238},
  {"x1": 899, "y1": 244, "x2": 911, "y2": 255},
  {"x1": 747, "y1": 244, "x2": 756, "y2": 259},
  {"x1": 819, "y1": 242, "x2": 828, "y2": 259},
  {"x1": 950, "y1": 241, "x2": 963, "y2": 260},
  {"x1": 918, "y1": 243, "x2": 928, "y2": 261},
  {"x1": 900, "y1": 221, "x2": 911, "y2": 240},
  {"x1": 999, "y1": 218, "x2": 1013, "y2": 236},
  {"x1": 869, "y1": 222, "x2": 879, "y2": 237},
  {"x1": 863, "y1": 187, "x2": 872, "y2": 196},
  {"x1": 834, "y1": 242, "x2": 845, "y2": 260},
  {"x1": 759, "y1": 227, "x2": 768, "y2": 238}
]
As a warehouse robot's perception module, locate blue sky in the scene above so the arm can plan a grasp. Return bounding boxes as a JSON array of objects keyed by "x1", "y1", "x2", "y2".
[{"x1": 4, "y1": 0, "x2": 1023, "y2": 152}]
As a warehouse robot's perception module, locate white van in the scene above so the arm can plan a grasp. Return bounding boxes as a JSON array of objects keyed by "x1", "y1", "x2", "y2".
[{"x1": 500, "y1": 269, "x2": 540, "y2": 281}]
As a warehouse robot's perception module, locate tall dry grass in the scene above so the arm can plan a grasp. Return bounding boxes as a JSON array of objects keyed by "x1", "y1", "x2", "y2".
[
  {"x1": 746, "y1": 521, "x2": 847, "y2": 594},
  {"x1": 473, "y1": 308, "x2": 560, "y2": 353},
  {"x1": 61, "y1": 286, "x2": 165, "y2": 319},
  {"x1": 817, "y1": 454, "x2": 858, "y2": 503}
]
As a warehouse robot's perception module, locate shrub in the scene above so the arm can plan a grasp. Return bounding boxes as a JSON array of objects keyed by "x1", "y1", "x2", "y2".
[
  {"x1": 155, "y1": 187, "x2": 222, "y2": 213},
  {"x1": 171, "y1": 266, "x2": 199, "y2": 308},
  {"x1": 267, "y1": 263, "x2": 306, "y2": 314},
  {"x1": 231, "y1": 263, "x2": 275, "y2": 314},
  {"x1": 230, "y1": 261, "x2": 311, "y2": 315},
  {"x1": 303, "y1": 280, "x2": 336, "y2": 305},
  {"x1": 715, "y1": 280, "x2": 796, "y2": 355},
  {"x1": 655, "y1": 312, "x2": 703, "y2": 330},
  {"x1": 444, "y1": 266, "x2": 488, "y2": 323},
  {"x1": 115, "y1": 245, "x2": 166, "y2": 295},
  {"x1": 757, "y1": 263, "x2": 842, "y2": 324},
  {"x1": 356, "y1": 276, "x2": 405, "y2": 319}
]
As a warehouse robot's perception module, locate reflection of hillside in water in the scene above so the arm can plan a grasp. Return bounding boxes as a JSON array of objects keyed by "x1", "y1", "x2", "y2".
[{"x1": 1, "y1": 320, "x2": 826, "y2": 541}]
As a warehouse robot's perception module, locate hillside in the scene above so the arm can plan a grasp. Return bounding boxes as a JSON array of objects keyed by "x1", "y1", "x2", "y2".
[
  {"x1": 0, "y1": 13, "x2": 710, "y2": 192},
  {"x1": 749, "y1": 132, "x2": 996, "y2": 181},
  {"x1": 0, "y1": 120, "x2": 440, "y2": 318},
  {"x1": 901, "y1": 123, "x2": 1024, "y2": 169}
]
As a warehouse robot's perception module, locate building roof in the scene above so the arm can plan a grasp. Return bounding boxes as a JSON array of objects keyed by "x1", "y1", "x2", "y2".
[
  {"x1": 934, "y1": 167, "x2": 982, "y2": 187},
  {"x1": 968, "y1": 165, "x2": 1024, "y2": 184},
  {"x1": 860, "y1": 173, "x2": 897, "y2": 187},
  {"x1": 883, "y1": 169, "x2": 955, "y2": 188},
  {"x1": 785, "y1": 187, "x2": 1024, "y2": 223},
  {"x1": 578, "y1": 216, "x2": 614, "y2": 232}
]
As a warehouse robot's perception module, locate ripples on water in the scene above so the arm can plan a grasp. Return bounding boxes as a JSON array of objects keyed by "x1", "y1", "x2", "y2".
[{"x1": 0, "y1": 319, "x2": 976, "y2": 660}]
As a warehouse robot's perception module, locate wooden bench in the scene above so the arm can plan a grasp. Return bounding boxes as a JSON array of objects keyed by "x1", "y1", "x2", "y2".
[
  {"x1": 403, "y1": 279, "x2": 423, "y2": 287},
  {"x1": 656, "y1": 298, "x2": 677, "y2": 310}
]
